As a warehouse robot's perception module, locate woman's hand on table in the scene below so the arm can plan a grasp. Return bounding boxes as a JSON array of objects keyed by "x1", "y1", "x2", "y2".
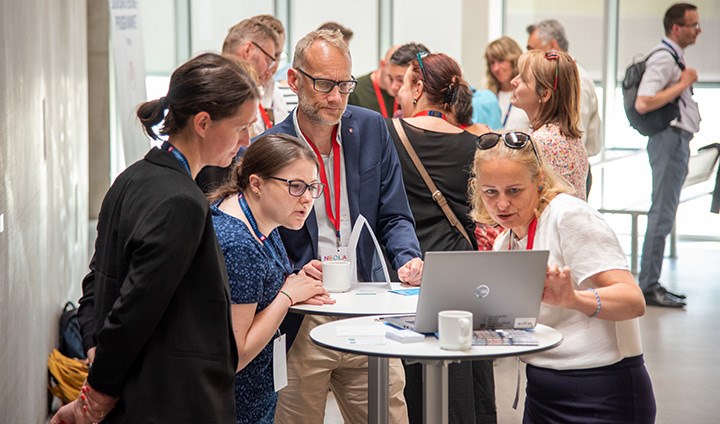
[{"x1": 282, "y1": 273, "x2": 330, "y2": 306}]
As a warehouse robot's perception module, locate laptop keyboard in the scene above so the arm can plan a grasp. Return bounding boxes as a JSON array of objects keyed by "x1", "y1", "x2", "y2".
[{"x1": 472, "y1": 329, "x2": 539, "y2": 346}]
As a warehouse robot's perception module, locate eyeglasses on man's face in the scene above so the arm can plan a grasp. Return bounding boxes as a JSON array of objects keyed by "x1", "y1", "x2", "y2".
[
  {"x1": 251, "y1": 41, "x2": 277, "y2": 68},
  {"x1": 268, "y1": 176, "x2": 325, "y2": 199},
  {"x1": 476, "y1": 132, "x2": 541, "y2": 164},
  {"x1": 295, "y1": 68, "x2": 357, "y2": 94}
]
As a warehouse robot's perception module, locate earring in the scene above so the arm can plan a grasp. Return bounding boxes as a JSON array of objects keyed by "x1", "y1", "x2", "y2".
[
  {"x1": 412, "y1": 98, "x2": 417, "y2": 105},
  {"x1": 538, "y1": 185, "x2": 544, "y2": 191}
]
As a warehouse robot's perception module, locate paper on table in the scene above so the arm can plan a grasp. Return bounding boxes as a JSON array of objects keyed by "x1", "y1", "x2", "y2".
[
  {"x1": 347, "y1": 214, "x2": 391, "y2": 286},
  {"x1": 336, "y1": 326, "x2": 387, "y2": 337}
]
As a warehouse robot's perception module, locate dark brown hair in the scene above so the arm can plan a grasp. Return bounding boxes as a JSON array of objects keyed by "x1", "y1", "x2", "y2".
[
  {"x1": 664, "y1": 3, "x2": 698, "y2": 34},
  {"x1": 409, "y1": 53, "x2": 469, "y2": 113},
  {"x1": 136, "y1": 53, "x2": 259, "y2": 140},
  {"x1": 208, "y1": 134, "x2": 318, "y2": 203}
]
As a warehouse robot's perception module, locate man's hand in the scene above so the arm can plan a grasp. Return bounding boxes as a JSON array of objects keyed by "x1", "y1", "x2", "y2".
[{"x1": 397, "y1": 258, "x2": 424, "y2": 286}]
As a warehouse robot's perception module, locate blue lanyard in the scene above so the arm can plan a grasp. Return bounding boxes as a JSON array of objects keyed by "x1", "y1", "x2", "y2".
[
  {"x1": 237, "y1": 193, "x2": 292, "y2": 275},
  {"x1": 161, "y1": 141, "x2": 191, "y2": 176},
  {"x1": 502, "y1": 102, "x2": 513, "y2": 128}
]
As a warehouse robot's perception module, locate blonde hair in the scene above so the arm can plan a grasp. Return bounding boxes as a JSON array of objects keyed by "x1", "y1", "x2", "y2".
[
  {"x1": 293, "y1": 29, "x2": 351, "y2": 71},
  {"x1": 484, "y1": 36, "x2": 523, "y2": 94},
  {"x1": 468, "y1": 137, "x2": 571, "y2": 226},
  {"x1": 517, "y1": 49, "x2": 581, "y2": 139}
]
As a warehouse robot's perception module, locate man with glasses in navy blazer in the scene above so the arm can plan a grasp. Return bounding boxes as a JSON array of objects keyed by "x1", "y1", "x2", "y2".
[{"x1": 261, "y1": 29, "x2": 423, "y2": 424}]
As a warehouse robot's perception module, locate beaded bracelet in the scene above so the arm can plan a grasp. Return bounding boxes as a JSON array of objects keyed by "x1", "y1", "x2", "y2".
[
  {"x1": 587, "y1": 288, "x2": 602, "y2": 318},
  {"x1": 279, "y1": 290, "x2": 294, "y2": 306}
]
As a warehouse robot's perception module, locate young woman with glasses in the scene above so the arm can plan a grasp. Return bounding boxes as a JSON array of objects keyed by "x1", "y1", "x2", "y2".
[
  {"x1": 391, "y1": 51, "x2": 497, "y2": 424},
  {"x1": 208, "y1": 133, "x2": 334, "y2": 424},
  {"x1": 469, "y1": 135, "x2": 656, "y2": 423},
  {"x1": 511, "y1": 49, "x2": 589, "y2": 200}
]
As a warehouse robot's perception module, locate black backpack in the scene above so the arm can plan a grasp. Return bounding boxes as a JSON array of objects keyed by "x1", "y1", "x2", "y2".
[
  {"x1": 622, "y1": 48, "x2": 684, "y2": 137},
  {"x1": 59, "y1": 302, "x2": 86, "y2": 359}
]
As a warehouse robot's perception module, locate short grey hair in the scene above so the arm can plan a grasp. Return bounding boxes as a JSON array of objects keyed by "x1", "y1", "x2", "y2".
[
  {"x1": 293, "y1": 29, "x2": 351, "y2": 70},
  {"x1": 222, "y1": 18, "x2": 279, "y2": 56},
  {"x1": 526, "y1": 19, "x2": 569, "y2": 52}
]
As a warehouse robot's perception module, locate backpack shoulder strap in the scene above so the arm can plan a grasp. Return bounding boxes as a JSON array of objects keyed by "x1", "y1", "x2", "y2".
[{"x1": 646, "y1": 47, "x2": 684, "y2": 70}]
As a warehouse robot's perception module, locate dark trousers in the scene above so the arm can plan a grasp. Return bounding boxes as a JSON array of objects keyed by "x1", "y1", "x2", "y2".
[
  {"x1": 523, "y1": 355, "x2": 656, "y2": 424},
  {"x1": 404, "y1": 359, "x2": 496, "y2": 424}
]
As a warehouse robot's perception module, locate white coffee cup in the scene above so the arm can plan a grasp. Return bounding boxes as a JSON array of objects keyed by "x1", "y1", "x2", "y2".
[
  {"x1": 438, "y1": 310, "x2": 473, "y2": 351},
  {"x1": 322, "y1": 260, "x2": 352, "y2": 293}
]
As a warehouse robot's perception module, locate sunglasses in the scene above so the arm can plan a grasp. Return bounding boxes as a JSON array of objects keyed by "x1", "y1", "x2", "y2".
[
  {"x1": 268, "y1": 177, "x2": 325, "y2": 199},
  {"x1": 476, "y1": 132, "x2": 541, "y2": 163},
  {"x1": 416, "y1": 51, "x2": 429, "y2": 81},
  {"x1": 544, "y1": 50, "x2": 560, "y2": 92}
]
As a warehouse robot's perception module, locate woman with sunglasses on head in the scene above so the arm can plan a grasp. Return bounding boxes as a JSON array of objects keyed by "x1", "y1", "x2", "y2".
[
  {"x1": 208, "y1": 134, "x2": 334, "y2": 424},
  {"x1": 511, "y1": 49, "x2": 589, "y2": 200},
  {"x1": 52, "y1": 53, "x2": 260, "y2": 424},
  {"x1": 470, "y1": 135, "x2": 656, "y2": 423},
  {"x1": 391, "y1": 51, "x2": 497, "y2": 424}
]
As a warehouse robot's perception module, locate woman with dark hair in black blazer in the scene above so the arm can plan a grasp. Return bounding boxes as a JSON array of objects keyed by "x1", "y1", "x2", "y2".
[{"x1": 51, "y1": 52, "x2": 260, "y2": 424}]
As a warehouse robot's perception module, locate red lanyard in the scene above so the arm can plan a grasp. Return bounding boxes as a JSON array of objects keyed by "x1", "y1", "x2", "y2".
[
  {"x1": 412, "y1": 110, "x2": 447, "y2": 120},
  {"x1": 371, "y1": 75, "x2": 398, "y2": 118},
  {"x1": 301, "y1": 126, "x2": 342, "y2": 243},
  {"x1": 258, "y1": 104, "x2": 273, "y2": 129},
  {"x1": 508, "y1": 216, "x2": 537, "y2": 250}
]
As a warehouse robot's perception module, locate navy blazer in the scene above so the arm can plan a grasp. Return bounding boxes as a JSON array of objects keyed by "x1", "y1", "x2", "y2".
[{"x1": 262, "y1": 105, "x2": 422, "y2": 346}]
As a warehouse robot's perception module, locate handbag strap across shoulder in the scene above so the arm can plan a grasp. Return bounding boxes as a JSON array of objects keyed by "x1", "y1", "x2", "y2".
[{"x1": 391, "y1": 118, "x2": 473, "y2": 247}]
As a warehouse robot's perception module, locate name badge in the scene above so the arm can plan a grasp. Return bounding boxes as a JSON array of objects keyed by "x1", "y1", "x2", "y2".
[{"x1": 273, "y1": 334, "x2": 288, "y2": 392}]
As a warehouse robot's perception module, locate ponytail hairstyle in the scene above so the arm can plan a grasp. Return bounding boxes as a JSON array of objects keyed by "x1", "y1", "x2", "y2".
[
  {"x1": 207, "y1": 134, "x2": 319, "y2": 204},
  {"x1": 408, "y1": 52, "x2": 469, "y2": 113},
  {"x1": 136, "y1": 52, "x2": 260, "y2": 140}
]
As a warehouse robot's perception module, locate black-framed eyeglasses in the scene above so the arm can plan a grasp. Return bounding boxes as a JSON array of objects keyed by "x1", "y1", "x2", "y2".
[
  {"x1": 295, "y1": 68, "x2": 357, "y2": 94},
  {"x1": 476, "y1": 132, "x2": 541, "y2": 163},
  {"x1": 416, "y1": 51, "x2": 429, "y2": 81},
  {"x1": 268, "y1": 177, "x2": 325, "y2": 199},
  {"x1": 544, "y1": 50, "x2": 560, "y2": 92},
  {"x1": 251, "y1": 41, "x2": 276, "y2": 67}
]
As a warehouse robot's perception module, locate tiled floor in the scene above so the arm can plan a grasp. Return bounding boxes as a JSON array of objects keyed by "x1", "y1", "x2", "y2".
[{"x1": 324, "y1": 242, "x2": 720, "y2": 423}]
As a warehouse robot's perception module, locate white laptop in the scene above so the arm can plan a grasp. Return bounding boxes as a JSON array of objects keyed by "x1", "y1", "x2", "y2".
[{"x1": 385, "y1": 250, "x2": 549, "y2": 333}]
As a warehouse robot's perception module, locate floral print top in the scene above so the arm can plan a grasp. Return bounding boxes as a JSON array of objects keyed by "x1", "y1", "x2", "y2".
[{"x1": 532, "y1": 122, "x2": 589, "y2": 201}]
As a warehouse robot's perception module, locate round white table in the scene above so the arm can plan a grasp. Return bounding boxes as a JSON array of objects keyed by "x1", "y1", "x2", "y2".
[
  {"x1": 288, "y1": 282, "x2": 419, "y2": 424},
  {"x1": 310, "y1": 316, "x2": 563, "y2": 424},
  {"x1": 289, "y1": 282, "x2": 418, "y2": 316}
]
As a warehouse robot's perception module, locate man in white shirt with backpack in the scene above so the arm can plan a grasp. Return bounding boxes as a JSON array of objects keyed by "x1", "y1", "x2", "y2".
[{"x1": 635, "y1": 2, "x2": 701, "y2": 308}]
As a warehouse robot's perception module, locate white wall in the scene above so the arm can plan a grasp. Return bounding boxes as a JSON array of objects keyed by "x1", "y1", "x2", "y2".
[
  {"x1": 393, "y1": 0, "x2": 463, "y2": 66},
  {"x1": 190, "y1": 0, "x2": 275, "y2": 55},
  {"x1": 290, "y1": 0, "x2": 379, "y2": 77},
  {"x1": 0, "y1": 0, "x2": 89, "y2": 421}
]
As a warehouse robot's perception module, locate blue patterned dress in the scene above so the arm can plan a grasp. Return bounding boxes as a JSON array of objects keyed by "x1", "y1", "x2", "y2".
[{"x1": 211, "y1": 202, "x2": 291, "y2": 424}]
